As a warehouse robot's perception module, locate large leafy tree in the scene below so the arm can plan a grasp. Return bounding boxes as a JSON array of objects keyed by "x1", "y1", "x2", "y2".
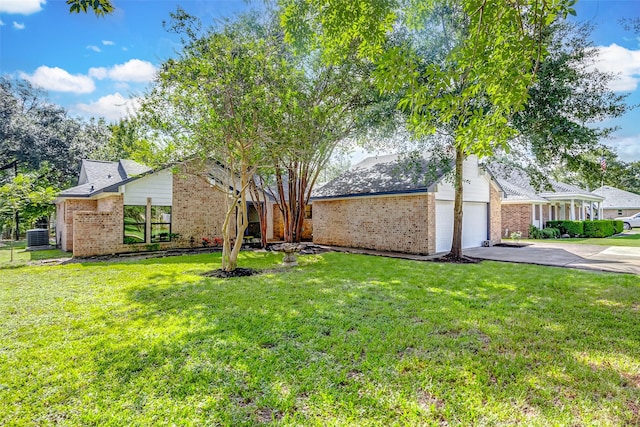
[
  {"x1": 281, "y1": 0, "x2": 574, "y2": 259},
  {"x1": 263, "y1": 50, "x2": 391, "y2": 244},
  {"x1": 508, "y1": 21, "x2": 629, "y2": 186},
  {"x1": 0, "y1": 78, "x2": 111, "y2": 189},
  {"x1": 143, "y1": 10, "x2": 296, "y2": 271}
]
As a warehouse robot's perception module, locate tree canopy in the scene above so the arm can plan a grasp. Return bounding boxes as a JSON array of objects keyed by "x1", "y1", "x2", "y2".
[{"x1": 280, "y1": 0, "x2": 576, "y2": 258}]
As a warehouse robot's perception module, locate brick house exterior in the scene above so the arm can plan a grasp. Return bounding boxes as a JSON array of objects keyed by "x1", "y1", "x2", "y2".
[
  {"x1": 56, "y1": 160, "x2": 274, "y2": 257},
  {"x1": 490, "y1": 164, "x2": 605, "y2": 238},
  {"x1": 311, "y1": 154, "x2": 502, "y2": 255}
]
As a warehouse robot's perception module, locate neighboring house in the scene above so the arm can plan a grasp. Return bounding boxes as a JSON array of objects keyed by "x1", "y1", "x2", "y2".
[
  {"x1": 310, "y1": 154, "x2": 502, "y2": 255},
  {"x1": 490, "y1": 165, "x2": 605, "y2": 238},
  {"x1": 55, "y1": 159, "x2": 276, "y2": 257},
  {"x1": 592, "y1": 185, "x2": 640, "y2": 219}
]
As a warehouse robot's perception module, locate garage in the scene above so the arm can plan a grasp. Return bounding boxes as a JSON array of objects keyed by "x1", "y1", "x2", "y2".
[
  {"x1": 435, "y1": 201, "x2": 489, "y2": 253},
  {"x1": 311, "y1": 153, "x2": 501, "y2": 255}
]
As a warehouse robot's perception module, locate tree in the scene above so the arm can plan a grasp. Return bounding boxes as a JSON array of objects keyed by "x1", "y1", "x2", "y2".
[
  {"x1": 0, "y1": 170, "x2": 56, "y2": 262},
  {"x1": 67, "y1": 0, "x2": 114, "y2": 16},
  {"x1": 143, "y1": 10, "x2": 295, "y2": 271},
  {"x1": 263, "y1": 51, "x2": 390, "y2": 244},
  {"x1": 280, "y1": 0, "x2": 574, "y2": 259},
  {"x1": 509, "y1": 21, "x2": 629, "y2": 186},
  {"x1": 0, "y1": 77, "x2": 111, "y2": 189}
]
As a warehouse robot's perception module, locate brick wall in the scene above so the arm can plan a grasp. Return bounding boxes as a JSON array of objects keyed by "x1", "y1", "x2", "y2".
[
  {"x1": 73, "y1": 196, "x2": 123, "y2": 257},
  {"x1": 603, "y1": 208, "x2": 638, "y2": 219},
  {"x1": 272, "y1": 205, "x2": 313, "y2": 241},
  {"x1": 171, "y1": 164, "x2": 230, "y2": 248},
  {"x1": 60, "y1": 199, "x2": 97, "y2": 252},
  {"x1": 489, "y1": 183, "x2": 502, "y2": 244},
  {"x1": 312, "y1": 194, "x2": 431, "y2": 254},
  {"x1": 501, "y1": 204, "x2": 532, "y2": 238}
]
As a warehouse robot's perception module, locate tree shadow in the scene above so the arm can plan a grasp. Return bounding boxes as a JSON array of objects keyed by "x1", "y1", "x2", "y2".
[{"x1": 83, "y1": 254, "x2": 639, "y2": 425}]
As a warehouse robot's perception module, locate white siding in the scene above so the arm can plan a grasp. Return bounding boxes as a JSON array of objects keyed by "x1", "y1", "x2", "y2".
[
  {"x1": 122, "y1": 169, "x2": 173, "y2": 206},
  {"x1": 434, "y1": 156, "x2": 490, "y2": 203}
]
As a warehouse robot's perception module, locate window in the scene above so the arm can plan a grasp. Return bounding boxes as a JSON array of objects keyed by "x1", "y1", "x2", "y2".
[
  {"x1": 304, "y1": 204, "x2": 312, "y2": 219},
  {"x1": 123, "y1": 205, "x2": 146, "y2": 244},
  {"x1": 618, "y1": 209, "x2": 623, "y2": 216},
  {"x1": 151, "y1": 206, "x2": 171, "y2": 243}
]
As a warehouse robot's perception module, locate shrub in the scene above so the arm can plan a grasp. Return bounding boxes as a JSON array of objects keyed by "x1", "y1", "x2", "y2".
[
  {"x1": 529, "y1": 225, "x2": 542, "y2": 239},
  {"x1": 546, "y1": 220, "x2": 583, "y2": 237},
  {"x1": 542, "y1": 227, "x2": 560, "y2": 239},
  {"x1": 583, "y1": 220, "x2": 623, "y2": 238},
  {"x1": 613, "y1": 220, "x2": 623, "y2": 234}
]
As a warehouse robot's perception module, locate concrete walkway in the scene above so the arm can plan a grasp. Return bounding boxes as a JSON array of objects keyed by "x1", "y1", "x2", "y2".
[
  {"x1": 323, "y1": 242, "x2": 640, "y2": 275},
  {"x1": 465, "y1": 242, "x2": 640, "y2": 275}
]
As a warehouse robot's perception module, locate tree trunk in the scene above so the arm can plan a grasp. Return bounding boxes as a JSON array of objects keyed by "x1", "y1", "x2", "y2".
[{"x1": 449, "y1": 146, "x2": 465, "y2": 260}]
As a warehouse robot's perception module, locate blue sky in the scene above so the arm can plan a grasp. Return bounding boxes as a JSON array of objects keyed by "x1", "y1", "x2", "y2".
[{"x1": 1, "y1": 0, "x2": 639, "y2": 160}]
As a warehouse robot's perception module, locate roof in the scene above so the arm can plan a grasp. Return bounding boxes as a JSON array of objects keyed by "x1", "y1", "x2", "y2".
[
  {"x1": 488, "y1": 163, "x2": 601, "y2": 203},
  {"x1": 592, "y1": 185, "x2": 640, "y2": 209},
  {"x1": 59, "y1": 159, "x2": 152, "y2": 198},
  {"x1": 312, "y1": 153, "x2": 451, "y2": 199}
]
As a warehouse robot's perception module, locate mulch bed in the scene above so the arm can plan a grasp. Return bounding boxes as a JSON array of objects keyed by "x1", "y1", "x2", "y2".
[
  {"x1": 202, "y1": 267, "x2": 259, "y2": 278},
  {"x1": 435, "y1": 253, "x2": 480, "y2": 264}
]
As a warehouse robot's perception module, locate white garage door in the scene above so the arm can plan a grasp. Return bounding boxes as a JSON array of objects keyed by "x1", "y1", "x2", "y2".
[{"x1": 435, "y1": 201, "x2": 488, "y2": 253}]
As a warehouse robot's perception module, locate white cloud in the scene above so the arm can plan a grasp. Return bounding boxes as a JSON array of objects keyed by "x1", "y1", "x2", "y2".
[
  {"x1": 87, "y1": 45, "x2": 101, "y2": 53},
  {"x1": 593, "y1": 44, "x2": 640, "y2": 92},
  {"x1": 73, "y1": 93, "x2": 141, "y2": 122},
  {"x1": 20, "y1": 66, "x2": 95, "y2": 94},
  {"x1": 0, "y1": 0, "x2": 45, "y2": 15},
  {"x1": 88, "y1": 67, "x2": 108, "y2": 80},
  {"x1": 108, "y1": 59, "x2": 156, "y2": 82},
  {"x1": 606, "y1": 135, "x2": 640, "y2": 162},
  {"x1": 88, "y1": 59, "x2": 156, "y2": 83},
  {"x1": 0, "y1": 19, "x2": 5, "y2": 26},
  {"x1": 102, "y1": 40, "x2": 115, "y2": 46},
  {"x1": 13, "y1": 21, "x2": 25, "y2": 30}
]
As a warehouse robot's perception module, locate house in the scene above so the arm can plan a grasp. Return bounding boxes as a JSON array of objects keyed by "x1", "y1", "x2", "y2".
[
  {"x1": 55, "y1": 159, "x2": 277, "y2": 257},
  {"x1": 310, "y1": 154, "x2": 502, "y2": 255},
  {"x1": 490, "y1": 165, "x2": 605, "y2": 238},
  {"x1": 592, "y1": 185, "x2": 640, "y2": 219}
]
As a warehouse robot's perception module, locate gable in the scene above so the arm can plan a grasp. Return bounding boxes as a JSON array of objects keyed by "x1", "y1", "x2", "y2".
[
  {"x1": 434, "y1": 157, "x2": 491, "y2": 202},
  {"x1": 122, "y1": 169, "x2": 173, "y2": 206}
]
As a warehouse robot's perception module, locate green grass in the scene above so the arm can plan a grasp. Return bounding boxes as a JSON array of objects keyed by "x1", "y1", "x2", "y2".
[
  {"x1": 1, "y1": 252, "x2": 639, "y2": 425},
  {"x1": 524, "y1": 231, "x2": 640, "y2": 247},
  {"x1": 0, "y1": 239, "x2": 71, "y2": 268}
]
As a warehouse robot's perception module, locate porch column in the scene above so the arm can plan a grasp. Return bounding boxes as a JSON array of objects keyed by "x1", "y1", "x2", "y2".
[
  {"x1": 146, "y1": 197, "x2": 152, "y2": 244},
  {"x1": 599, "y1": 202, "x2": 604, "y2": 220},
  {"x1": 581, "y1": 200, "x2": 585, "y2": 220},
  {"x1": 531, "y1": 204, "x2": 536, "y2": 227},
  {"x1": 570, "y1": 199, "x2": 575, "y2": 220},
  {"x1": 548, "y1": 205, "x2": 552, "y2": 222}
]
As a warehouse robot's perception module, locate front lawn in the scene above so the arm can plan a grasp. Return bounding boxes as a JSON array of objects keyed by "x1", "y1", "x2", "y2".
[
  {"x1": 525, "y1": 230, "x2": 640, "y2": 247},
  {"x1": 1, "y1": 252, "x2": 638, "y2": 425}
]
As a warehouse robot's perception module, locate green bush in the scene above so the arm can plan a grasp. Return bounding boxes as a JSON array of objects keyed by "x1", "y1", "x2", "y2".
[
  {"x1": 529, "y1": 225, "x2": 559, "y2": 239},
  {"x1": 545, "y1": 220, "x2": 583, "y2": 237},
  {"x1": 613, "y1": 220, "x2": 623, "y2": 234},
  {"x1": 529, "y1": 224, "x2": 542, "y2": 239}
]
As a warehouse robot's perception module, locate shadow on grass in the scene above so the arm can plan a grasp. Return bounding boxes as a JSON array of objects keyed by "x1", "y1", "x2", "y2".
[{"x1": 83, "y1": 253, "x2": 640, "y2": 425}]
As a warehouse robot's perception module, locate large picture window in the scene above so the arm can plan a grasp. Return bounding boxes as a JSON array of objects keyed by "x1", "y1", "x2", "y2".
[
  {"x1": 151, "y1": 206, "x2": 171, "y2": 242},
  {"x1": 123, "y1": 205, "x2": 146, "y2": 244}
]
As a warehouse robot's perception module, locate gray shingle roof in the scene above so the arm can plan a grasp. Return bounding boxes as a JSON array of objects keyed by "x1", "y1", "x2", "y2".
[
  {"x1": 312, "y1": 153, "x2": 450, "y2": 199},
  {"x1": 60, "y1": 159, "x2": 152, "y2": 197},
  {"x1": 592, "y1": 186, "x2": 640, "y2": 209},
  {"x1": 488, "y1": 163, "x2": 598, "y2": 202}
]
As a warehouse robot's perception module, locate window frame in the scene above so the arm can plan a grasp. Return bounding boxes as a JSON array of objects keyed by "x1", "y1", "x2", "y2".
[{"x1": 123, "y1": 205, "x2": 146, "y2": 244}]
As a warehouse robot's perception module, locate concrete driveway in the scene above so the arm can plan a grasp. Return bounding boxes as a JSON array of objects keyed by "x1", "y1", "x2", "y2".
[{"x1": 465, "y1": 241, "x2": 640, "y2": 275}]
